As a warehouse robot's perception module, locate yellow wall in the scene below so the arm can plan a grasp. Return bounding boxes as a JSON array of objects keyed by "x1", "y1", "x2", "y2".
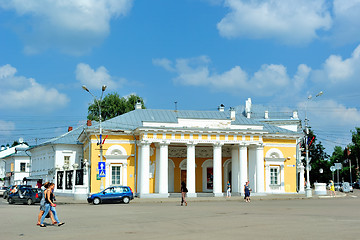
[
  {"x1": 263, "y1": 139, "x2": 297, "y2": 193},
  {"x1": 88, "y1": 135, "x2": 138, "y2": 193}
]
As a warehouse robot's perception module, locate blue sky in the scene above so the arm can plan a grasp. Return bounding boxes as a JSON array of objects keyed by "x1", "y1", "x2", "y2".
[{"x1": 1, "y1": 0, "x2": 360, "y2": 153}]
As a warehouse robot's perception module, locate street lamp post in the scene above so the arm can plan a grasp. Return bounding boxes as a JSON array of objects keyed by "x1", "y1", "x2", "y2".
[
  {"x1": 304, "y1": 91, "x2": 323, "y2": 198},
  {"x1": 82, "y1": 85, "x2": 107, "y2": 191}
]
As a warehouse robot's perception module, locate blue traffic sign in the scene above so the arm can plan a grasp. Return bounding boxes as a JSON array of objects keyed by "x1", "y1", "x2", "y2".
[
  {"x1": 99, "y1": 170, "x2": 106, "y2": 177},
  {"x1": 98, "y1": 162, "x2": 106, "y2": 177},
  {"x1": 98, "y1": 162, "x2": 106, "y2": 170}
]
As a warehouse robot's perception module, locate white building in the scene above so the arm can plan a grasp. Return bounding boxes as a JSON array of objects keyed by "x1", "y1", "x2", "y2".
[
  {"x1": 0, "y1": 143, "x2": 29, "y2": 186},
  {"x1": 29, "y1": 126, "x2": 88, "y2": 199}
]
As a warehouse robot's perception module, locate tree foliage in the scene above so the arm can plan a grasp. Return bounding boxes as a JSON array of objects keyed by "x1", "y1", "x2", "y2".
[
  {"x1": 328, "y1": 127, "x2": 360, "y2": 183},
  {"x1": 301, "y1": 128, "x2": 330, "y2": 183},
  {"x1": 87, "y1": 93, "x2": 145, "y2": 121}
]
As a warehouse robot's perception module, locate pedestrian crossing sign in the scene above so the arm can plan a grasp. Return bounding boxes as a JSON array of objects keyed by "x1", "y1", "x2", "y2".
[{"x1": 99, "y1": 170, "x2": 106, "y2": 178}]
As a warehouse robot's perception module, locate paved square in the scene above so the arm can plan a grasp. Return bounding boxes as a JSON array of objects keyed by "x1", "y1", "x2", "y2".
[{"x1": 1, "y1": 194, "x2": 359, "y2": 240}]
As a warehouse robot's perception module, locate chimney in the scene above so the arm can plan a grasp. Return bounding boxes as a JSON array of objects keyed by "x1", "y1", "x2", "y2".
[
  {"x1": 292, "y1": 110, "x2": 298, "y2": 119},
  {"x1": 245, "y1": 98, "x2": 252, "y2": 118},
  {"x1": 264, "y1": 110, "x2": 269, "y2": 119},
  {"x1": 68, "y1": 126, "x2": 73, "y2": 132},
  {"x1": 230, "y1": 107, "x2": 236, "y2": 121},
  {"x1": 218, "y1": 104, "x2": 225, "y2": 112},
  {"x1": 135, "y1": 100, "x2": 142, "y2": 110},
  {"x1": 86, "y1": 120, "x2": 92, "y2": 126}
]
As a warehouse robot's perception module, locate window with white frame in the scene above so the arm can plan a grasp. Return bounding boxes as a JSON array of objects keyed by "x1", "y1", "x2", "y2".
[
  {"x1": 64, "y1": 156, "x2": 70, "y2": 165},
  {"x1": 270, "y1": 166, "x2": 280, "y2": 185},
  {"x1": 20, "y1": 163, "x2": 26, "y2": 172},
  {"x1": 111, "y1": 166, "x2": 121, "y2": 185}
]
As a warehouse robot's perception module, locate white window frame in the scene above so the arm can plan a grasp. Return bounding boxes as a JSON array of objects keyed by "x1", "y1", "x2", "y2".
[
  {"x1": 111, "y1": 165, "x2": 122, "y2": 186},
  {"x1": 270, "y1": 166, "x2": 280, "y2": 186}
]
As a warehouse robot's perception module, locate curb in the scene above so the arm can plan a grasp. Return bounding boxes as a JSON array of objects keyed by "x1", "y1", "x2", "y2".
[{"x1": 55, "y1": 193, "x2": 347, "y2": 205}]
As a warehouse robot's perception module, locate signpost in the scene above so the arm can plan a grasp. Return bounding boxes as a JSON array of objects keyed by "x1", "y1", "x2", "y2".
[
  {"x1": 98, "y1": 162, "x2": 106, "y2": 178},
  {"x1": 330, "y1": 166, "x2": 336, "y2": 183},
  {"x1": 334, "y1": 163, "x2": 342, "y2": 185}
]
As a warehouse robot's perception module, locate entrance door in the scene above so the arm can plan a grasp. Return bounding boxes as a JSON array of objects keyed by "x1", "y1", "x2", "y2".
[{"x1": 181, "y1": 170, "x2": 187, "y2": 184}]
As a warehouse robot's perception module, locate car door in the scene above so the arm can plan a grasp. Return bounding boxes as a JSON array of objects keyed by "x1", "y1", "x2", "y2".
[
  {"x1": 18, "y1": 188, "x2": 28, "y2": 204},
  {"x1": 113, "y1": 187, "x2": 124, "y2": 203},
  {"x1": 101, "y1": 187, "x2": 115, "y2": 203}
]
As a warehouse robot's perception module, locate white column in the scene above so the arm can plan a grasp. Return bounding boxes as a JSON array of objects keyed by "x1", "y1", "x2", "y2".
[
  {"x1": 105, "y1": 162, "x2": 111, "y2": 188},
  {"x1": 122, "y1": 163, "x2": 128, "y2": 186},
  {"x1": 299, "y1": 164, "x2": 305, "y2": 193},
  {"x1": 139, "y1": 141, "x2": 150, "y2": 197},
  {"x1": 213, "y1": 142, "x2": 223, "y2": 197},
  {"x1": 155, "y1": 144, "x2": 160, "y2": 193},
  {"x1": 248, "y1": 146, "x2": 256, "y2": 192},
  {"x1": 186, "y1": 142, "x2": 197, "y2": 197},
  {"x1": 136, "y1": 144, "x2": 142, "y2": 194},
  {"x1": 158, "y1": 142, "x2": 169, "y2": 197},
  {"x1": 231, "y1": 145, "x2": 239, "y2": 194},
  {"x1": 239, "y1": 145, "x2": 248, "y2": 195},
  {"x1": 256, "y1": 145, "x2": 265, "y2": 193},
  {"x1": 280, "y1": 164, "x2": 285, "y2": 192},
  {"x1": 265, "y1": 164, "x2": 270, "y2": 192}
]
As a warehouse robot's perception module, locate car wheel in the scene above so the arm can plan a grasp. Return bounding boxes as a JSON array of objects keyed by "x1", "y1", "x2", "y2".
[
  {"x1": 8, "y1": 197, "x2": 14, "y2": 204},
  {"x1": 27, "y1": 198, "x2": 33, "y2": 205},
  {"x1": 93, "y1": 197, "x2": 101, "y2": 205},
  {"x1": 123, "y1": 196, "x2": 130, "y2": 204}
]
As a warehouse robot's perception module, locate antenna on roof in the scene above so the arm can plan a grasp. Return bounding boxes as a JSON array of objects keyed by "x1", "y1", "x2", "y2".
[{"x1": 174, "y1": 101, "x2": 178, "y2": 112}]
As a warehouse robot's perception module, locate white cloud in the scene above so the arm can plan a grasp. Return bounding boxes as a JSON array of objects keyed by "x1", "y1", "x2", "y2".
[
  {"x1": 0, "y1": 64, "x2": 69, "y2": 110},
  {"x1": 152, "y1": 58, "x2": 175, "y2": 72},
  {"x1": 312, "y1": 44, "x2": 360, "y2": 84},
  {"x1": 0, "y1": 0, "x2": 133, "y2": 55},
  {"x1": 217, "y1": 0, "x2": 332, "y2": 45},
  {"x1": 76, "y1": 63, "x2": 126, "y2": 90},
  {"x1": 303, "y1": 100, "x2": 360, "y2": 127},
  {"x1": 153, "y1": 56, "x2": 308, "y2": 96},
  {"x1": 0, "y1": 120, "x2": 15, "y2": 135},
  {"x1": 331, "y1": 0, "x2": 360, "y2": 45}
]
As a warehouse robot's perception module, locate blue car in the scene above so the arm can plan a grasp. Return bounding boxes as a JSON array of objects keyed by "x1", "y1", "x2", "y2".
[{"x1": 87, "y1": 186, "x2": 134, "y2": 205}]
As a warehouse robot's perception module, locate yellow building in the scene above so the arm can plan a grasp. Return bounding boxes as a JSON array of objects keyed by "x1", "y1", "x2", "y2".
[{"x1": 78, "y1": 99, "x2": 303, "y2": 198}]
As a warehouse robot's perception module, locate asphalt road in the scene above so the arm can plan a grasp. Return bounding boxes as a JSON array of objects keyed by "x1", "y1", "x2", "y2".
[{"x1": 1, "y1": 191, "x2": 359, "y2": 240}]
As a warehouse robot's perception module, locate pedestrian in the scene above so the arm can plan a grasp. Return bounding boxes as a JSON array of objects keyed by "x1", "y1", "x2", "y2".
[
  {"x1": 39, "y1": 183, "x2": 65, "y2": 227},
  {"x1": 226, "y1": 181, "x2": 231, "y2": 198},
  {"x1": 181, "y1": 181, "x2": 188, "y2": 206},
  {"x1": 244, "y1": 181, "x2": 251, "y2": 203},
  {"x1": 329, "y1": 180, "x2": 336, "y2": 197},
  {"x1": 37, "y1": 182, "x2": 56, "y2": 226}
]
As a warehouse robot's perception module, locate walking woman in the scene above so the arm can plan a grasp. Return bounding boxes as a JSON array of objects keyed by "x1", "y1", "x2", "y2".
[
  {"x1": 329, "y1": 180, "x2": 336, "y2": 197},
  {"x1": 39, "y1": 183, "x2": 65, "y2": 227},
  {"x1": 244, "y1": 181, "x2": 251, "y2": 203},
  {"x1": 37, "y1": 182, "x2": 56, "y2": 226},
  {"x1": 181, "y1": 181, "x2": 188, "y2": 206}
]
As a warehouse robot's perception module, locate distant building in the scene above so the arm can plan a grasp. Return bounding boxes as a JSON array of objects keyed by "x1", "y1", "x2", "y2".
[
  {"x1": 78, "y1": 98, "x2": 303, "y2": 198},
  {"x1": 0, "y1": 143, "x2": 30, "y2": 186}
]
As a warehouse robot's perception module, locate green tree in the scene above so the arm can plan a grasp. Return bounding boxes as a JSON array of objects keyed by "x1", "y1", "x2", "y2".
[
  {"x1": 301, "y1": 128, "x2": 331, "y2": 183},
  {"x1": 87, "y1": 93, "x2": 145, "y2": 121},
  {"x1": 348, "y1": 127, "x2": 360, "y2": 182}
]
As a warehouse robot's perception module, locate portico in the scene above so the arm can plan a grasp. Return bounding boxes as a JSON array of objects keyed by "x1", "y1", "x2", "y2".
[{"x1": 136, "y1": 131, "x2": 267, "y2": 198}]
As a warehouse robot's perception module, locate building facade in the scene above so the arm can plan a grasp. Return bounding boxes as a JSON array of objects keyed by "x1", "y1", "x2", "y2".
[
  {"x1": 79, "y1": 99, "x2": 303, "y2": 198},
  {"x1": 29, "y1": 126, "x2": 88, "y2": 199}
]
